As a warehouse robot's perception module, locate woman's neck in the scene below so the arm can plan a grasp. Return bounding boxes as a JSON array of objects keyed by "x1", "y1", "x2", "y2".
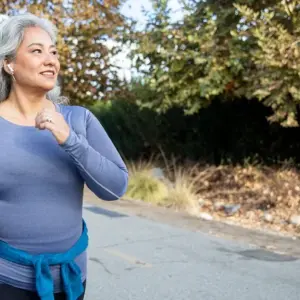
[{"x1": 6, "y1": 89, "x2": 54, "y2": 120}]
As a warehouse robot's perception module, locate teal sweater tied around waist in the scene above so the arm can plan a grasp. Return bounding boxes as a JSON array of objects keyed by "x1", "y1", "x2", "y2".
[{"x1": 0, "y1": 219, "x2": 89, "y2": 300}]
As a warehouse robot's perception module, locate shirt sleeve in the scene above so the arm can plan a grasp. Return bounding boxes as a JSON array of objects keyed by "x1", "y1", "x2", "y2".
[{"x1": 59, "y1": 108, "x2": 128, "y2": 200}]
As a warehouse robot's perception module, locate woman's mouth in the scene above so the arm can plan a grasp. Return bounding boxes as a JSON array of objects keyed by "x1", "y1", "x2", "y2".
[{"x1": 40, "y1": 70, "x2": 56, "y2": 78}]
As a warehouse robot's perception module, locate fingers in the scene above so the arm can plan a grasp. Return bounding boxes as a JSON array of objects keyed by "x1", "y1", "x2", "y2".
[
  {"x1": 35, "y1": 117, "x2": 53, "y2": 129},
  {"x1": 35, "y1": 109, "x2": 70, "y2": 144},
  {"x1": 35, "y1": 109, "x2": 56, "y2": 128},
  {"x1": 37, "y1": 120, "x2": 55, "y2": 131},
  {"x1": 40, "y1": 115, "x2": 54, "y2": 123}
]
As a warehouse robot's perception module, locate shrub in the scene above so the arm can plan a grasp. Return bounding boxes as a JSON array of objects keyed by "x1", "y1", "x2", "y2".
[{"x1": 88, "y1": 82, "x2": 300, "y2": 166}]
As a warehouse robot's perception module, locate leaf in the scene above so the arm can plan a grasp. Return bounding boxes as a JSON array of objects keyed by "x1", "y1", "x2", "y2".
[{"x1": 0, "y1": 0, "x2": 128, "y2": 106}]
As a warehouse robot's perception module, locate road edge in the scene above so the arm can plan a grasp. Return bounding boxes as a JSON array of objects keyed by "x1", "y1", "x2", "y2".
[{"x1": 84, "y1": 188, "x2": 300, "y2": 258}]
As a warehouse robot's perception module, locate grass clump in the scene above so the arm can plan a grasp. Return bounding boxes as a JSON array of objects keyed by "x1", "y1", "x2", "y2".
[
  {"x1": 125, "y1": 156, "x2": 199, "y2": 214},
  {"x1": 161, "y1": 164, "x2": 199, "y2": 215},
  {"x1": 125, "y1": 159, "x2": 169, "y2": 204}
]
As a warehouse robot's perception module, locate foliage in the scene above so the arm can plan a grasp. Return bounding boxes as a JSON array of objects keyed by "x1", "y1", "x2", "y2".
[
  {"x1": 89, "y1": 80, "x2": 300, "y2": 166},
  {"x1": 233, "y1": 1, "x2": 300, "y2": 126},
  {"x1": 126, "y1": 0, "x2": 300, "y2": 126},
  {"x1": 88, "y1": 82, "x2": 163, "y2": 160},
  {"x1": 0, "y1": 0, "x2": 129, "y2": 106}
]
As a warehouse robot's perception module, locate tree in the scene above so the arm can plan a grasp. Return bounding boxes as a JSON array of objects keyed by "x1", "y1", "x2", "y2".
[
  {"x1": 126, "y1": 0, "x2": 248, "y2": 114},
  {"x1": 127, "y1": 0, "x2": 300, "y2": 126},
  {"x1": 233, "y1": 1, "x2": 300, "y2": 126},
  {"x1": 0, "y1": 0, "x2": 128, "y2": 106}
]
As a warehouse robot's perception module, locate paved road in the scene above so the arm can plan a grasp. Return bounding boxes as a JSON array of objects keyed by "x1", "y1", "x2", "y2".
[{"x1": 82, "y1": 202, "x2": 300, "y2": 300}]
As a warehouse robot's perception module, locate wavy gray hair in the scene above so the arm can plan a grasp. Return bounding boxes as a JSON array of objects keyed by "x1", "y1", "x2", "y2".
[{"x1": 0, "y1": 13, "x2": 68, "y2": 104}]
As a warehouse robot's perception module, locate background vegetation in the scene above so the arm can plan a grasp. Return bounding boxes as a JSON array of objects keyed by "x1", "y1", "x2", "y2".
[{"x1": 2, "y1": 0, "x2": 300, "y2": 233}]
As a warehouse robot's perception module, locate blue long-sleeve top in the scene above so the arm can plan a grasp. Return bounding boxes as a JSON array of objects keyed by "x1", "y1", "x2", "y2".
[{"x1": 0, "y1": 102, "x2": 128, "y2": 292}]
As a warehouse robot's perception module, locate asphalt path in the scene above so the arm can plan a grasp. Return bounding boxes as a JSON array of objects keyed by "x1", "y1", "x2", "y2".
[{"x1": 82, "y1": 200, "x2": 300, "y2": 300}]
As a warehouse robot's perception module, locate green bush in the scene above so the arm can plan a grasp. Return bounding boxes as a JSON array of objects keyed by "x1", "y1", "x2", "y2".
[
  {"x1": 89, "y1": 99, "x2": 161, "y2": 160},
  {"x1": 88, "y1": 83, "x2": 300, "y2": 166}
]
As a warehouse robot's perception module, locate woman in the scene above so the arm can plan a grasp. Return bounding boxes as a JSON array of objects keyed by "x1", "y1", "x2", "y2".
[{"x1": 0, "y1": 13, "x2": 128, "y2": 300}]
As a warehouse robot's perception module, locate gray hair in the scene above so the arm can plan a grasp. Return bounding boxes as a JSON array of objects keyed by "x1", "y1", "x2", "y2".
[{"x1": 0, "y1": 13, "x2": 68, "y2": 104}]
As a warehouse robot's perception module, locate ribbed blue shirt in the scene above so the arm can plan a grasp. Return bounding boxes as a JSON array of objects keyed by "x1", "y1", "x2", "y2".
[{"x1": 0, "y1": 102, "x2": 128, "y2": 292}]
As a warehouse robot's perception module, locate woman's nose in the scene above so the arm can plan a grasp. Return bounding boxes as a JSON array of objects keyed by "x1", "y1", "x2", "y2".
[{"x1": 43, "y1": 53, "x2": 57, "y2": 65}]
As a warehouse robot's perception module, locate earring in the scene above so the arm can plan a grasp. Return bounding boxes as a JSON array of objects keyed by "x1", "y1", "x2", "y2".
[
  {"x1": 7, "y1": 64, "x2": 16, "y2": 81},
  {"x1": 7, "y1": 64, "x2": 13, "y2": 73}
]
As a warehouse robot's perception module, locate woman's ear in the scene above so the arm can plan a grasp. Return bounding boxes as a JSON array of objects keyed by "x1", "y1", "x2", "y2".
[
  {"x1": 3, "y1": 60, "x2": 14, "y2": 75},
  {"x1": 3, "y1": 60, "x2": 16, "y2": 81}
]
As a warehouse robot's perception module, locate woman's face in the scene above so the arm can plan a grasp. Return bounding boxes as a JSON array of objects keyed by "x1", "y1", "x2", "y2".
[{"x1": 10, "y1": 26, "x2": 60, "y2": 92}]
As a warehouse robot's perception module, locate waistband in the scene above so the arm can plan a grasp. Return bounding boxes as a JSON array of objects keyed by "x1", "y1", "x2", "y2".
[{"x1": 0, "y1": 219, "x2": 89, "y2": 300}]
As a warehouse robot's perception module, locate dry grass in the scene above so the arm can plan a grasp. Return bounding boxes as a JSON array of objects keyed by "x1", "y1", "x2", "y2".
[
  {"x1": 125, "y1": 156, "x2": 199, "y2": 214},
  {"x1": 125, "y1": 158, "x2": 169, "y2": 204},
  {"x1": 161, "y1": 165, "x2": 199, "y2": 215},
  {"x1": 124, "y1": 153, "x2": 300, "y2": 235}
]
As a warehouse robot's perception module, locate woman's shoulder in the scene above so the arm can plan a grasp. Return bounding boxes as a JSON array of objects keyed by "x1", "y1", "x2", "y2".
[
  {"x1": 56, "y1": 103, "x2": 92, "y2": 120},
  {"x1": 56, "y1": 103, "x2": 94, "y2": 136},
  {"x1": 57, "y1": 103, "x2": 88, "y2": 113}
]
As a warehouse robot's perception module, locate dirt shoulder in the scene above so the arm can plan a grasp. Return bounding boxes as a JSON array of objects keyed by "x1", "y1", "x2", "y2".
[{"x1": 84, "y1": 187, "x2": 300, "y2": 258}]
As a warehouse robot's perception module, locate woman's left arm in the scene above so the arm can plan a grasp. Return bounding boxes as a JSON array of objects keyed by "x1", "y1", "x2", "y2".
[{"x1": 59, "y1": 109, "x2": 128, "y2": 200}]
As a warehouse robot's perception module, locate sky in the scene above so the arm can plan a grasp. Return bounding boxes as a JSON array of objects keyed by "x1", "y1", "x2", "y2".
[{"x1": 120, "y1": 0, "x2": 184, "y2": 27}]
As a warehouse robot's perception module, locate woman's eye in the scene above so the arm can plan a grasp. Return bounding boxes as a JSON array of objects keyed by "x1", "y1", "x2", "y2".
[{"x1": 32, "y1": 49, "x2": 42, "y2": 53}]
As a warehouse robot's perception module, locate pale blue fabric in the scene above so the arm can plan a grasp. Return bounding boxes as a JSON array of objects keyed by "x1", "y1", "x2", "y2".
[{"x1": 0, "y1": 103, "x2": 128, "y2": 293}]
